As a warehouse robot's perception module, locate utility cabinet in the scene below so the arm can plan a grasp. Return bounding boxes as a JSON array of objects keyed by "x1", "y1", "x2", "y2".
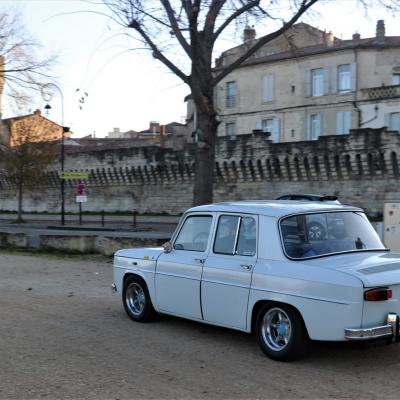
[{"x1": 384, "y1": 202, "x2": 400, "y2": 251}]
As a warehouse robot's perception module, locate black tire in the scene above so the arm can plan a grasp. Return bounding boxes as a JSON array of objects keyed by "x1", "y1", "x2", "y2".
[
  {"x1": 122, "y1": 276, "x2": 157, "y2": 322},
  {"x1": 256, "y1": 303, "x2": 309, "y2": 361}
]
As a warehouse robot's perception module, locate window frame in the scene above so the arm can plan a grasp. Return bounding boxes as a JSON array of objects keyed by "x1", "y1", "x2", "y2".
[
  {"x1": 172, "y1": 213, "x2": 214, "y2": 252},
  {"x1": 212, "y1": 213, "x2": 257, "y2": 257},
  {"x1": 262, "y1": 74, "x2": 274, "y2": 102},
  {"x1": 225, "y1": 121, "x2": 237, "y2": 139},
  {"x1": 311, "y1": 68, "x2": 324, "y2": 97},
  {"x1": 336, "y1": 111, "x2": 351, "y2": 134},
  {"x1": 338, "y1": 64, "x2": 351, "y2": 92},
  {"x1": 278, "y1": 210, "x2": 387, "y2": 261},
  {"x1": 226, "y1": 81, "x2": 237, "y2": 108},
  {"x1": 392, "y1": 74, "x2": 400, "y2": 85},
  {"x1": 308, "y1": 113, "x2": 322, "y2": 140},
  {"x1": 389, "y1": 112, "x2": 400, "y2": 132},
  {"x1": 261, "y1": 117, "x2": 280, "y2": 143}
]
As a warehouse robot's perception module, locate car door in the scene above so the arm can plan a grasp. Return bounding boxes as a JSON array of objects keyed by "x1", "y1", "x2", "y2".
[
  {"x1": 201, "y1": 214, "x2": 257, "y2": 330},
  {"x1": 155, "y1": 213, "x2": 214, "y2": 319}
]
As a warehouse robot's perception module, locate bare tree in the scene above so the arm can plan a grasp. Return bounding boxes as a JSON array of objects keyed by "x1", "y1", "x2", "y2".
[
  {"x1": 0, "y1": 11, "x2": 56, "y2": 111},
  {"x1": 103, "y1": 0, "x2": 399, "y2": 206},
  {"x1": 0, "y1": 120, "x2": 58, "y2": 222}
]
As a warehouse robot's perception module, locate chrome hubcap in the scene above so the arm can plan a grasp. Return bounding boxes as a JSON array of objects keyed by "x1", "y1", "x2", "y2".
[
  {"x1": 126, "y1": 282, "x2": 145, "y2": 316},
  {"x1": 261, "y1": 308, "x2": 292, "y2": 351}
]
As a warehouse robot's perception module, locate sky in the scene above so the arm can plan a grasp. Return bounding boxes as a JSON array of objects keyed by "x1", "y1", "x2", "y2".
[{"x1": 0, "y1": 0, "x2": 398, "y2": 138}]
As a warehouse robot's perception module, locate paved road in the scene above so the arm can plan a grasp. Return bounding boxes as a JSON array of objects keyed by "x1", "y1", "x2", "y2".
[
  {"x1": 1, "y1": 251, "x2": 400, "y2": 399},
  {"x1": 0, "y1": 213, "x2": 177, "y2": 240}
]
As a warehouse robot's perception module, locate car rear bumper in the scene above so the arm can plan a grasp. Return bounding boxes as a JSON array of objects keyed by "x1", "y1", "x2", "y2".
[{"x1": 345, "y1": 313, "x2": 400, "y2": 341}]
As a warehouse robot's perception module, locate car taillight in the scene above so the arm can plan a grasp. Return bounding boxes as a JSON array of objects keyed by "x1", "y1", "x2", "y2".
[{"x1": 364, "y1": 288, "x2": 392, "y2": 301}]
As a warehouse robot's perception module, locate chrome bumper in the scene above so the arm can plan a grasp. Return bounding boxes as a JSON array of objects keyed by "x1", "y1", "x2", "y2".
[
  {"x1": 111, "y1": 283, "x2": 117, "y2": 293},
  {"x1": 345, "y1": 313, "x2": 400, "y2": 341}
]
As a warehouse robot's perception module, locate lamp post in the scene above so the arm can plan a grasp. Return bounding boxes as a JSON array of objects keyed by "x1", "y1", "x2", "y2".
[{"x1": 41, "y1": 83, "x2": 67, "y2": 225}]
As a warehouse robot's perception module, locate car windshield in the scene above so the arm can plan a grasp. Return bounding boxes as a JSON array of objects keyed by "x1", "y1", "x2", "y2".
[{"x1": 280, "y1": 211, "x2": 386, "y2": 259}]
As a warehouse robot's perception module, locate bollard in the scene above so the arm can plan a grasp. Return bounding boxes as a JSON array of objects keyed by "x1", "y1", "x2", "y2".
[{"x1": 133, "y1": 209, "x2": 138, "y2": 228}]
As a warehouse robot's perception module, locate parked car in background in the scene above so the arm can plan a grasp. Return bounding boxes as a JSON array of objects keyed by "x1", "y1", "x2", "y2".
[
  {"x1": 112, "y1": 201, "x2": 400, "y2": 361},
  {"x1": 276, "y1": 194, "x2": 342, "y2": 240},
  {"x1": 275, "y1": 193, "x2": 340, "y2": 203}
]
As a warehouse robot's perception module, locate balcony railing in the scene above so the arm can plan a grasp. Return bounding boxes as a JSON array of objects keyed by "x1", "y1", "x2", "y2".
[{"x1": 361, "y1": 85, "x2": 400, "y2": 100}]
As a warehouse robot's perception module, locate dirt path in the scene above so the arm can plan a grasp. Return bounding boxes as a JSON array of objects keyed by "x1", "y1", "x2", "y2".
[{"x1": 0, "y1": 250, "x2": 399, "y2": 399}]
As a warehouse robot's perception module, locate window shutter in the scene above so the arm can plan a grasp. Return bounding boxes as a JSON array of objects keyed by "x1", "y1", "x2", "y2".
[
  {"x1": 336, "y1": 111, "x2": 343, "y2": 135},
  {"x1": 331, "y1": 66, "x2": 338, "y2": 94},
  {"x1": 317, "y1": 114, "x2": 323, "y2": 138},
  {"x1": 350, "y1": 63, "x2": 357, "y2": 92},
  {"x1": 273, "y1": 117, "x2": 280, "y2": 143},
  {"x1": 344, "y1": 111, "x2": 351, "y2": 134},
  {"x1": 304, "y1": 70, "x2": 311, "y2": 97},
  {"x1": 323, "y1": 68, "x2": 330, "y2": 95},
  {"x1": 384, "y1": 113, "x2": 391, "y2": 129},
  {"x1": 306, "y1": 114, "x2": 311, "y2": 140},
  {"x1": 262, "y1": 75, "x2": 274, "y2": 102}
]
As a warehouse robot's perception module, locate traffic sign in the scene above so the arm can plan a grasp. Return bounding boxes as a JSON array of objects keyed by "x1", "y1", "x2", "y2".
[
  {"x1": 76, "y1": 195, "x2": 88, "y2": 203},
  {"x1": 60, "y1": 172, "x2": 89, "y2": 180}
]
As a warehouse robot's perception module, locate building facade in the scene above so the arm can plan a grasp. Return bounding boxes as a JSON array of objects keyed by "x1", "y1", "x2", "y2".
[
  {"x1": 0, "y1": 109, "x2": 69, "y2": 147},
  {"x1": 214, "y1": 21, "x2": 400, "y2": 142}
]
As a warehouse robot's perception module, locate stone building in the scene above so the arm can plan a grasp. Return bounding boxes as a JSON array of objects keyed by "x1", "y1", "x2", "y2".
[
  {"x1": 0, "y1": 109, "x2": 69, "y2": 147},
  {"x1": 105, "y1": 121, "x2": 188, "y2": 149},
  {"x1": 212, "y1": 20, "x2": 400, "y2": 142}
]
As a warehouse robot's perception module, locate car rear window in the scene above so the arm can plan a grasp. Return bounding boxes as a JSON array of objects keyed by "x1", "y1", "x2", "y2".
[{"x1": 280, "y1": 211, "x2": 385, "y2": 259}]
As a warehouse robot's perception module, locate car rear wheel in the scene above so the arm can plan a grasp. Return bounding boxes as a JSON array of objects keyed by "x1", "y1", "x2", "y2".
[
  {"x1": 123, "y1": 276, "x2": 156, "y2": 322},
  {"x1": 256, "y1": 304, "x2": 308, "y2": 361}
]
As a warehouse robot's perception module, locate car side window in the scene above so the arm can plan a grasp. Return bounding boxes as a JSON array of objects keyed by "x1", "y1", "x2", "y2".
[
  {"x1": 236, "y1": 217, "x2": 256, "y2": 256},
  {"x1": 214, "y1": 215, "x2": 240, "y2": 255},
  {"x1": 214, "y1": 215, "x2": 256, "y2": 256},
  {"x1": 173, "y1": 215, "x2": 212, "y2": 252}
]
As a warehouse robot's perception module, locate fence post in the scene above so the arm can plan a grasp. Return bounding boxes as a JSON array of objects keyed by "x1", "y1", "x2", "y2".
[{"x1": 133, "y1": 209, "x2": 138, "y2": 228}]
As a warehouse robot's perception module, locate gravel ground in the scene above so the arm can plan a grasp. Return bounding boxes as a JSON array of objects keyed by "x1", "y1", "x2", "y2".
[{"x1": 1, "y1": 250, "x2": 400, "y2": 399}]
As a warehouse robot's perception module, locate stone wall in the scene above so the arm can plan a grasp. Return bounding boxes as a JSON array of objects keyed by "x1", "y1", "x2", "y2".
[{"x1": 1, "y1": 128, "x2": 400, "y2": 217}]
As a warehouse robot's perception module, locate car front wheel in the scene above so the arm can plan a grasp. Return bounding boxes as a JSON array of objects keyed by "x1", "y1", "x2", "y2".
[
  {"x1": 256, "y1": 304, "x2": 308, "y2": 361},
  {"x1": 123, "y1": 276, "x2": 156, "y2": 322}
]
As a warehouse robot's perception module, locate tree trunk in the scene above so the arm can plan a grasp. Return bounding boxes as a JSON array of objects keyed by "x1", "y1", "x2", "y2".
[
  {"x1": 192, "y1": 107, "x2": 219, "y2": 206},
  {"x1": 17, "y1": 181, "x2": 23, "y2": 222}
]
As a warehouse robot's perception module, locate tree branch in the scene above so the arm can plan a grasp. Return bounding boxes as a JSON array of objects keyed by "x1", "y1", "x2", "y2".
[
  {"x1": 128, "y1": 19, "x2": 189, "y2": 84},
  {"x1": 160, "y1": 0, "x2": 192, "y2": 57},
  {"x1": 213, "y1": 0, "x2": 260, "y2": 41},
  {"x1": 203, "y1": 0, "x2": 226, "y2": 43},
  {"x1": 213, "y1": 0, "x2": 319, "y2": 85}
]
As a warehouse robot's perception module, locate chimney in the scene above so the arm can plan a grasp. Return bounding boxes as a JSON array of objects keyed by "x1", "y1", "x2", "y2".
[
  {"x1": 325, "y1": 31, "x2": 334, "y2": 47},
  {"x1": 149, "y1": 121, "x2": 160, "y2": 134},
  {"x1": 352, "y1": 32, "x2": 361, "y2": 41},
  {"x1": 243, "y1": 25, "x2": 256, "y2": 43},
  {"x1": 160, "y1": 125, "x2": 166, "y2": 147},
  {"x1": 376, "y1": 20, "x2": 385, "y2": 42},
  {"x1": 34, "y1": 109, "x2": 41, "y2": 116}
]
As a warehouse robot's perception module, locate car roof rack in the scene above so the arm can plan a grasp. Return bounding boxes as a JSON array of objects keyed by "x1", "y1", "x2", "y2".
[{"x1": 319, "y1": 195, "x2": 338, "y2": 201}]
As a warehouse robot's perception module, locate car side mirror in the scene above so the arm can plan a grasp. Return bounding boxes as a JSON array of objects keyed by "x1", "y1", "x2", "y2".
[{"x1": 163, "y1": 241, "x2": 172, "y2": 253}]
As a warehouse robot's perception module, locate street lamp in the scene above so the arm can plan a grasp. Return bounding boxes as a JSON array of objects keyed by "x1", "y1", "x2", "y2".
[{"x1": 41, "y1": 83, "x2": 68, "y2": 226}]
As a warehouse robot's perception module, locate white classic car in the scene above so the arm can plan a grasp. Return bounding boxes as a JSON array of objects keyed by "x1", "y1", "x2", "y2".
[{"x1": 112, "y1": 201, "x2": 400, "y2": 361}]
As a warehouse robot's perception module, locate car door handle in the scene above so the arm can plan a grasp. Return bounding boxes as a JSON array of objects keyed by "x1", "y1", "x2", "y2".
[
  {"x1": 194, "y1": 258, "x2": 205, "y2": 264},
  {"x1": 240, "y1": 264, "x2": 253, "y2": 271}
]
